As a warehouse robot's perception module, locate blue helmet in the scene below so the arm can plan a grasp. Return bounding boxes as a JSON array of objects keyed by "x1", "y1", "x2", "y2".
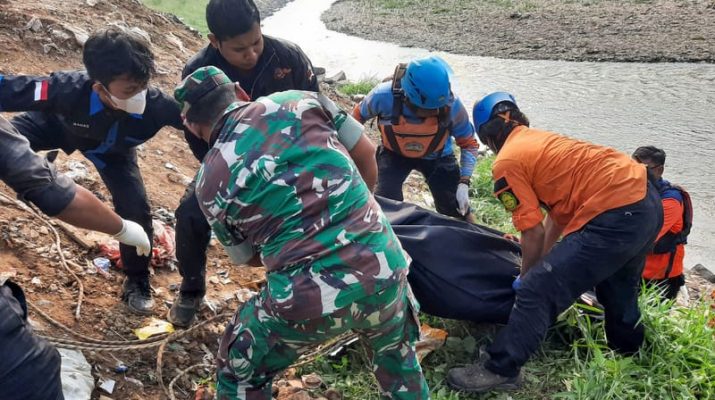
[
  {"x1": 472, "y1": 92, "x2": 518, "y2": 133},
  {"x1": 401, "y1": 56, "x2": 452, "y2": 109}
]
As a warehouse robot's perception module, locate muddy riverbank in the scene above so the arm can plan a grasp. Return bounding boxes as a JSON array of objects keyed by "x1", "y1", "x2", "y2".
[{"x1": 322, "y1": 0, "x2": 715, "y2": 63}]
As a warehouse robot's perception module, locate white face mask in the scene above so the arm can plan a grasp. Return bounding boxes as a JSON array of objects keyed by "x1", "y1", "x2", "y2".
[{"x1": 108, "y1": 89, "x2": 148, "y2": 115}]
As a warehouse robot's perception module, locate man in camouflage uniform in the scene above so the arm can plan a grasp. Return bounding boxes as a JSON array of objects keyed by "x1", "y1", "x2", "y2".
[{"x1": 174, "y1": 66, "x2": 430, "y2": 400}]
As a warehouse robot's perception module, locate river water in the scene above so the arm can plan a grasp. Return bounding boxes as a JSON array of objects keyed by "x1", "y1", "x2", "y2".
[{"x1": 263, "y1": 0, "x2": 715, "y2": 270}]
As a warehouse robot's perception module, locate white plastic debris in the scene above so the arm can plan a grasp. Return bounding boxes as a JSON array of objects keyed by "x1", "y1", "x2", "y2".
[{"x1": 60, "y1": 349, "x2": 95, "y2": 399}]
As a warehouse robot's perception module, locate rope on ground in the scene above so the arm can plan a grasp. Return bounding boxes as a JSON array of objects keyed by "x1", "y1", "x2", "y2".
[
  {"x1": 155, "y1": 312, "x2": 230, "y2": 399},
  {"x1": 37, "y1": 312, "x2": 231, "y2": 351},
  {"x1": 28, "y1": 300, "x2": 169, "y2": 345},
  {"x1": 168, "y1": 363, "x2": 212, "y2": 400},
  {"x1": 0, "y1": 191, "x2": 85, "y2": 319}
]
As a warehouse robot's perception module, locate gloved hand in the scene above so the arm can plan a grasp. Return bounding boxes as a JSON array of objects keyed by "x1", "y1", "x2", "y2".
[
  {"x1": 512, "y1": 275, "x2": 522, "y2": 291},
  {"x1": 114, "y1": 219, "x2": 151, "y2": 256},
  {"x1": 456, "y1": 183, "x2": 470, "y2": 216}
]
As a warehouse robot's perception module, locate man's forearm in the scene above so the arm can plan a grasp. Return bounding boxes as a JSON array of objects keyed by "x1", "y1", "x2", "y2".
[
  {"x1": 56, "y1": 186, "x2": 123, "y2": 235},
  {"x1": 349, "y1": 135, "x2": 378, "y2": 192},
  {"x1": 543, "y1": 215, "x2": 564, "y2": 255},
  {"x1": 520, "y1": 223, "x2": 546, "y2": 274}
]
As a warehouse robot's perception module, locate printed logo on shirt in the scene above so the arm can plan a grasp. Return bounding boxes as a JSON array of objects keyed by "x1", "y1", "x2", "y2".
[
  {"x1": 72, "y1": 122, "x2": 90, "y2": 129},
  {"x1": 273, "y1": 67, "x2": 292, "y2": 80},
  {"x1": 494, "y1": 177, "x2": 520, "y2": 212},
  {"x1": 34, "y1": 80, "x2": 49, "y2": 101},
  {"x1": 498, "y1": 190, "x2": 520, "y2": 212}
]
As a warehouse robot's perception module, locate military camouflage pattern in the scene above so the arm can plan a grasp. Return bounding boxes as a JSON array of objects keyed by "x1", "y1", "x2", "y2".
[
  {"x1": 216, "y1": 279, "x2": 429, "y2": 400},
  {"x1": 174, "y1": 66, "x2": 233, "y2": 114},
  {"x1": 196, "y1": 90, "x2": 410, "y2": 321}
]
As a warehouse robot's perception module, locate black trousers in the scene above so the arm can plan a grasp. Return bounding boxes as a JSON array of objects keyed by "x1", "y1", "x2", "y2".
[
  {"x1": 644, "y1": 275, "x2": 685, "y2": 301},
  {"x1": 485, "y1": 184, "x2": 663, "y2": 377},
  {"x1": 0, "y1": 283, "x2": 64, "y2": 400},
  {"x1": 375, "y1": 147, "x2": 461, "y2": 218},
  {"x1": 11, "y1": 112, "x2": 153, "y2": 280},
  {"x1": 174, "y1": 180, "x2": 210, "y2": 294}
]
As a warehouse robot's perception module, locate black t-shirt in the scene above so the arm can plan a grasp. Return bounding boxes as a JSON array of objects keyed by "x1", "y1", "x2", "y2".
[{"x1": 182, "y1": 35, "x2": 319, "y2": 161}]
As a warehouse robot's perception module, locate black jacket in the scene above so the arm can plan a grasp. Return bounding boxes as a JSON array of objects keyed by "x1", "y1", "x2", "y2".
[
  {"x1": 182, "y1": 35, "x2": 319, "y2": 161},
  {"x1": 0, "y1": 71, "x2": 183, "y2": 169},
  {"x1": 0, "y1": 116, "x2": 76, "y2": 216}
]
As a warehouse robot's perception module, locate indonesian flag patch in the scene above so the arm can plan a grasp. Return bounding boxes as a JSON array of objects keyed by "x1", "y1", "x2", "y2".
[{"x1": 34, "y1": 80, "x2": 49, "y2": 101}]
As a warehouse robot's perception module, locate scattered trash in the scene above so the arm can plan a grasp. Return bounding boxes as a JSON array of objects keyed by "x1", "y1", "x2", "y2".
[
  {"x1": 98, "y1": 396, "x2": 113, "y2": 400},
  {"x1": 31, "y1": 276, "x2": 42, "y2": 286},
  {"x1": 114, "y1": 363, "x2": 129, "y2": 373},
  {"x1": 164, "y1": 162, "x2": 179, "y2": 172},
  {"x1": 60, "y1": 349, "x2": 95, "y2": 399},
  {"x1": 415, "y1": 324, "x2": 448, "y2": 361},
  {"x1": 208, "y1": 276, "x2": 220, "y2": 285},
  {"x1": 133, "y1": 318, "x2": 175, "y2": 340},
  {"x1": 98, "y1": 219, "x2": 176, "y2": 269},
  {"x1": 236, "y1": 288, "x2": 257, "y2": 303},
  {"x1": 93, "y1": 257, "x2": 111, "y2": 276},
  {"x1": 98, "y1": 379, "x2": 116, "y2": 395},
  {"x1": 124, "y1": 377, "x2": 144, "y2": 390},
  {"x1": 168, "y1": 282, "x2": 180, "y2": 291}
]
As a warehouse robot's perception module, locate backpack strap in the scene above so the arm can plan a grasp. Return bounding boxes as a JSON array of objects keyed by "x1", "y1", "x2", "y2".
[
  {"x1": 421, "y1": 106, "x2": 451, "y2": 157},
  {"x1": 390, "y1": 63, "x2": 408, "y2": 125},
  {"x1": 662, "y1": 250, "x2": 678, "y2": 279},
  {"x1": 383, "y1": 64, "x2": 408, "y2": 156}
]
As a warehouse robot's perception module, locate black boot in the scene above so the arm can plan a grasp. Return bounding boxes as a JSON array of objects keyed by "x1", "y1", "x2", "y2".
[
  {"x1": 167, "y1": 291, "x2": 203, "y2": 328},
  {"x1": 122, "y1": 277, "x2": 154, "y2": 315},
  {"x1": 447, "y1": 362, "x2": 523, "y2": 393}
]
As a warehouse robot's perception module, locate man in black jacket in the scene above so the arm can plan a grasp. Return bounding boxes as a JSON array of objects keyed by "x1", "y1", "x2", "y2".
[
  {"x1": 0, "y1": 27, "x2": 183, "y2": 315},
  {"x1": 0, "y1": 115, "x2": 151, "y2": 400},
  {"x1": 170, "y1": 0, "x2": 321, "y2": 326}
]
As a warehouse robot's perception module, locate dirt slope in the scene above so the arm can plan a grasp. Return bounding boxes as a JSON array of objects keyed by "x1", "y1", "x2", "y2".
[{"x1": 0, "y1": 1, "x2": 262, "y2": 398}]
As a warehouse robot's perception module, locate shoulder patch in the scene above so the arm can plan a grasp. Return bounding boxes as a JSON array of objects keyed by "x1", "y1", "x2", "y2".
[{"x1": 498, "y1": 189, "x2": 520, "y2": 212}]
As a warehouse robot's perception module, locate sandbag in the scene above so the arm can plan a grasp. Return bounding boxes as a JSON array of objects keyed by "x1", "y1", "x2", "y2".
[{"x1": 378, "y1": 196, "x2": 521, "y2": 323}]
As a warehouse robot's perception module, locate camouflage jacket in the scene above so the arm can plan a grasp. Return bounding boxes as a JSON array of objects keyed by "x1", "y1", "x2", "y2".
[{"x1": 196, "y1": 90, "x2": 409, "y2": 320}]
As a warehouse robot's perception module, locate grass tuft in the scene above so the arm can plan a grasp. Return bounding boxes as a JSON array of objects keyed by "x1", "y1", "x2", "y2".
[{"x1": 337, "y1": 78, "x2": 380, "y2": 96}]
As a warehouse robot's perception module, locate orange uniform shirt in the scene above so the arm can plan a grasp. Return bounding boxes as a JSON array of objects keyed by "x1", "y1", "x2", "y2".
[
  {"x1": 493, "y1": 126, "x2": 648, "y2": 236},
  {"x1": 643, "y1": 198, "x2": 685, "y2": 279}
]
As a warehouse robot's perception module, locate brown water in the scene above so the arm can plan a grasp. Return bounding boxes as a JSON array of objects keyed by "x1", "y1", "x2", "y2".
[{"x1": 264, "y1": 0, "x2": 715, "y2": 270}]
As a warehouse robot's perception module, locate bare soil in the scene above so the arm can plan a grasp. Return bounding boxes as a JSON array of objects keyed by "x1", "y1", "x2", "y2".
[
  {"x1": 322, "y1": 0, "x2": 715, "y2": 63},
  {"x1": 0, "y1": 0, "x2": 266, "y2": 398}
]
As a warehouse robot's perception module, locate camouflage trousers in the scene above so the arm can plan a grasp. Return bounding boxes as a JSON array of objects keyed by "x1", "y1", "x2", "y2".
[{"x1": 215, "y1": 279, "x2": 429, "y2": 400}]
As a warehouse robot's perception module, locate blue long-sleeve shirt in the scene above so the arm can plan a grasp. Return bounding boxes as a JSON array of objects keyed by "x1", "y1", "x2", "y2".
[{"x1": 354, "y1": 81, "x2": 479, "y2": 177}]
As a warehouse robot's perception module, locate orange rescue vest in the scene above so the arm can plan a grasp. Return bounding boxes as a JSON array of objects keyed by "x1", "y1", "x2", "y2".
[{"x1": 379, "y1": 63, "x2": 451, "y2": 158}]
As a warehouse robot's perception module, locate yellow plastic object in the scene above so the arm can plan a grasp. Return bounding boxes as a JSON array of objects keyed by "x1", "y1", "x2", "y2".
[{"x1": 133, "y1": 318, "x2": 175, "y2": 340}]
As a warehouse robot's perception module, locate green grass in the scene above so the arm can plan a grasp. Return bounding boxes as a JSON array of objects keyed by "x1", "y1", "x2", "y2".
[
  {"x1": 295, "y1": 287, "x2": 714, "y2": 399},
  {"x1": 337, "y1": 78, "x2": 380, "y2": 96},
  {"x1": 469, "y1": 156, "x2": 517, "y2": 233},
  {"x1": 142, "y1": 0, "x2": 209, "y2": 34}
]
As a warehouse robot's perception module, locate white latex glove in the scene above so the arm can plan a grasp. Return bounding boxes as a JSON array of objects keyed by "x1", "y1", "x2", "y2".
[
  {"x1": 114, "y1": 219, "x2": 151, "y2": 256},
  {"x1": 456, "y1": 183, "x2": 470, "y2": 216}
]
